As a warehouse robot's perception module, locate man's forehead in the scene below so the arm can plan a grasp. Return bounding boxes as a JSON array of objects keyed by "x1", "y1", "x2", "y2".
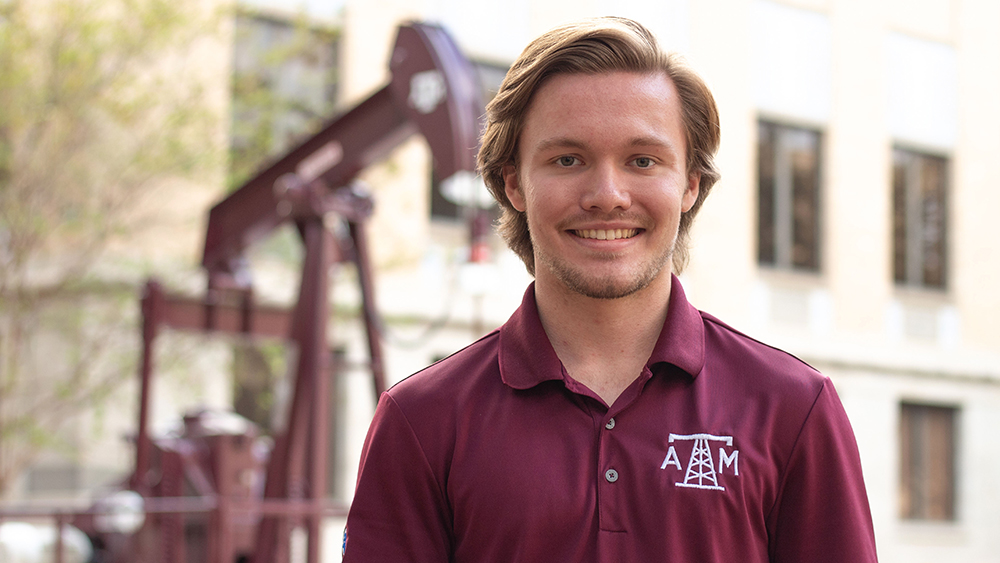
[
  {"x1": 521, "y1": 71, "x2": 679, "y2": 121},
  {"x1": 517, "y1": 71, "x2": 686, "y2": 155},
  {"x1": 532, "y1": 69, "x2": 675, "y2": 97}
]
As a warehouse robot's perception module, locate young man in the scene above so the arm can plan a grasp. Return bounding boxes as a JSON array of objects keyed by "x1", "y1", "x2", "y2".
[{"x1": 344, "y1": 17, "x2": 877, "y2": 562}]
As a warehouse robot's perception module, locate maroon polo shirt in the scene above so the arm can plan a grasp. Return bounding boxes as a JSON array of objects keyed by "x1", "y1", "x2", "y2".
[{"x1": 344, "y1": 276, "x2": 877, "y2": 562}]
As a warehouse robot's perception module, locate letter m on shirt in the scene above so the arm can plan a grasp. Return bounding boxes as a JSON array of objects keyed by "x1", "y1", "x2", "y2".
[{"x1": 718, "y1": 448, "x2": 739, "y2": 476}]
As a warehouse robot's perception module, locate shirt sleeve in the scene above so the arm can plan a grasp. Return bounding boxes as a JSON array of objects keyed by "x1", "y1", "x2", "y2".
[
  {"x1": 343, "y1": 393, "x2": 453, "y2": 562},
  {"x1": 767, "y1": 378, "x2": 879, "y2": 562}
]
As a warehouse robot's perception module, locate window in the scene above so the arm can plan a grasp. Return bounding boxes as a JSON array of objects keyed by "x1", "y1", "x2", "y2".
[
  {"x1": 899, "y1": 402, "x2": 957, "y2": 520},
  {"x1": 892, "y1": 148, "x2": 948, "y2": 289},
  {"x1": 230, "y1": 10, "x2": 339, "y2": 190},
  {"x1": 757, "y1": 121, "x2": 822, "y2": 271}
]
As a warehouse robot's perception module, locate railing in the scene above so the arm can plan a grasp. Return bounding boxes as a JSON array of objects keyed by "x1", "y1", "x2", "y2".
[{"x1": 0, "y1": 496, "x2": 350, "y2": 563}]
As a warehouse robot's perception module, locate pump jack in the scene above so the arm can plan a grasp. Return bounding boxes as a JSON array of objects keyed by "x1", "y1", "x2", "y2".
[{"x1": 47, "y1": 22, "x2": 483, "y2": 563}]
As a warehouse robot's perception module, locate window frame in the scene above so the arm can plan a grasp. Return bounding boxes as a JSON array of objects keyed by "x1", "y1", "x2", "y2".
[
  {"x1": 899, "y1": 401, "x2": 959, "y2": 522},
  {"x1": 229, "y1": 9, "x2": 340, "y2": 190},
  {"x1": 756, "y1": 119, "x2": 824, "y2": 273},
  {"x1": 892, "y1": 146, "x2": 950, "y2": 291}
]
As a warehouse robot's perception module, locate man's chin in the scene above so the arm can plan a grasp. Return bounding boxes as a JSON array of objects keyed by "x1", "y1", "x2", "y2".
[
  {"x1": 554, "y1": 267, "x2": 667, "y2": 300},
  {"x1": 534, "y1": 244, "x2": 675, "y2": 300}
]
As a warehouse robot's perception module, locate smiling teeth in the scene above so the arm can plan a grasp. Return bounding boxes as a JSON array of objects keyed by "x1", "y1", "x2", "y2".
[{"x1": 576, "y1": 229, "x2": 638, "y2": 241}]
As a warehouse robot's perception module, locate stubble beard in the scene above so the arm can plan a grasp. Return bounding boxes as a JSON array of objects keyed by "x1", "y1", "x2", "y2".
[{"x1": 531, "y1": 231, "x2": 676, "y2": 300}]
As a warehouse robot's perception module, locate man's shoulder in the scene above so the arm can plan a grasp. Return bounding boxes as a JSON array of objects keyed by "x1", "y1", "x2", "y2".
[
  {"x1": 375, "y1": 329, "x2": 509, "y2": 451},
  {"x1": 386, "y1": 328, "x2": 504, "y2": 406},
  {"x1": 697, "y1": 310, "x2": 827, "y2": 394}
]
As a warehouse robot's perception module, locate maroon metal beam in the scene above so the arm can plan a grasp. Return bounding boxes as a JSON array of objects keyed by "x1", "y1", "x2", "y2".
[
  {"x1": 348, "y1": 220, "x2": 387, "y2": 397},
  {"x1": 387, "y1": 23, "x2": 482, "y2": 180},
  {"x1": 202, "y1": 85, "x2": 413, "y2": 276},
  {"x1": 156, "y1": 292, "x2": 292, "y2": 339},
  {"x1": 304, "y1": 223, "x2": 332, "y2": 563},
  {"x1": 132, "y1": 281, "x2": 163, "y2": 493},
  {"x1": 249, "y1": 218, "x2": 333, "y2": 563}
]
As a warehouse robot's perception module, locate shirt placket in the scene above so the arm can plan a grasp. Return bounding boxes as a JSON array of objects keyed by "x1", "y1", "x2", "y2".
[
  {"x1": 597, "y1": 411, "x2": 627, "y2": 533},
  {"x1": 594, "y1": 367, "x2": 654, "y2": 537}
]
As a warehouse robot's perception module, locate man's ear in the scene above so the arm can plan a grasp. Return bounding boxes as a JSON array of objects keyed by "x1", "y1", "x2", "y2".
[
  {"x1": 503, "y1": 165, "x2": 526, "y2": 212},
  {"x1": 682, "y1": 171, "x2": 701, "y2": 213}
]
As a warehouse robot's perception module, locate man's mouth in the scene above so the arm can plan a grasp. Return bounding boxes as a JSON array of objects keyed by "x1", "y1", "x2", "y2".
[{"x1": 573, "y1": 228, "x2": 639, "y2": 241}]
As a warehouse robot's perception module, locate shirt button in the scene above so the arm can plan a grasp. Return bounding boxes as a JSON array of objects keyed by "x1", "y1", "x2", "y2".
[
  {"x1": 605, "y1": 418, "x2": 616, "y2": 430},
  {"x1": 605, "y1": 469, "x2": 619, "y2": 483}
]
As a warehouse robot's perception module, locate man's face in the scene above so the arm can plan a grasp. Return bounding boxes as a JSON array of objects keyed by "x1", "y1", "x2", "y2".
[{"x1": 503, "y1": 71, "x2": 700, "y2": 300}]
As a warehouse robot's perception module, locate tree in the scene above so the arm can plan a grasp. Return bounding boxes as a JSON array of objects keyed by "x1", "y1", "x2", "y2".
[{"x1": 0, "y1": 0, "x2": 226, "y2": 496}]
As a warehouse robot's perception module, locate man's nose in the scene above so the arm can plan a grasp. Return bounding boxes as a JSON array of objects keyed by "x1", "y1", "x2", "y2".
[{"x1": 581, "y1": 163, "x2": 631, "y2": 212}]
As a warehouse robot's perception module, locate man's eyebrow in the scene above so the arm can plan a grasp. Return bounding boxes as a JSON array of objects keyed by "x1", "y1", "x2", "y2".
[
  {"x1": 534, "y1": 137, "x2": 588, "y2": 152},
  {"x1": 628, "y1": 136, "x2": 684, "y2": 163},
  {"x1": 628, "y1": 136, "x2": 680, "y2": 152}
]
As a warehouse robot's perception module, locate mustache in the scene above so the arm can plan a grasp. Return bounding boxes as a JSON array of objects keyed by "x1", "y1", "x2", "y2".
[{"x1": 553, "y1": 211, "x2": 654, "y2": 231}]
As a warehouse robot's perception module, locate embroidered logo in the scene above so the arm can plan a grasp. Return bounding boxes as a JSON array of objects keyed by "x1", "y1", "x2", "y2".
[{"x1": 660, "y1": 433, "x2": 739, "y2": 491}]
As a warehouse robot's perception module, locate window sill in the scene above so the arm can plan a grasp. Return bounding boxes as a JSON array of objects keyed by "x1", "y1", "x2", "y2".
[
  {"x1": 887, "y1": 289, "x2": 960, "y2": 347},
  {"x1": 751, "y1": 268, "x2": 830, "y2": 333},
  {"x1": 756, "y1": 264, "x2": 826, "y2": 289},
  {"x1": 893, "y1": 282, "x2": 952, "y2": 305},
  {"x1": 896, "y1": 519, "x2": 966, "y2": 546}
]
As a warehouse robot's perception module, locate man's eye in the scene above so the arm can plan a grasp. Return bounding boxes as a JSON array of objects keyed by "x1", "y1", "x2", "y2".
[
  {"x1": 634, "y1": 157, "x2": 654, "y2": 168},
  {"x1": 557, "y1": 156, "x2": 578, "y2": 166}
]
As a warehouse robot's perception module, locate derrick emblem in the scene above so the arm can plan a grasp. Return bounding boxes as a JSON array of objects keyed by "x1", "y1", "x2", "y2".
[{"x1": 660, "y1": 433, "x2": 739, "y2": 491}]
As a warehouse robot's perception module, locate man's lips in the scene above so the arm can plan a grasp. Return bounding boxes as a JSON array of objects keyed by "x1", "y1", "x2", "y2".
[{"x1": 571, "y1": 228, "x2": 640, "y2": 241}]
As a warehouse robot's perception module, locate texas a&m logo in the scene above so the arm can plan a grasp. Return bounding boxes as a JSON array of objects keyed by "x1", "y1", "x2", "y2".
[{"x1": 660, "y1": 433, "x2": 739, "y2": 491}]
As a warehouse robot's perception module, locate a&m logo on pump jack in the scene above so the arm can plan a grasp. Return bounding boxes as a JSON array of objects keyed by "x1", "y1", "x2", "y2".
[{"x1": 660, "y1": 433, "x2": 739, "y2": 491}]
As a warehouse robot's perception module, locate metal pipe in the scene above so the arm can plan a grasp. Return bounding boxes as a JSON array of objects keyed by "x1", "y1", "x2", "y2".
[{"x1": 132, "y1": 280, "x2": 162, "y2": 493}]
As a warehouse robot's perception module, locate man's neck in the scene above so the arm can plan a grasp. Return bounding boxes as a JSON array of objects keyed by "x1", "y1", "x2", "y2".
[{"x1": 534, "y1": 273, "x2": 673, "y2": 407}]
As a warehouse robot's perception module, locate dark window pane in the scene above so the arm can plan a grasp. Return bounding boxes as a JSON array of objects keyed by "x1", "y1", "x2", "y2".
[
  {"x1": 891, "y1": 148, "x2": 948, "y2": 289},
  {"x1": 892, "y1": 150, "x2": 909, "y2": 284},
  {"x1": 756, "y1": 121, "x2": 821, "y2": 271},
  {"x1": 921, "y1": 155, "x2": 948, "y2": 288},
  {"x1": 757, "y1": 122, "x2": 777, "y2": 265},
  {"x1": 789, "y1": 130, "x2": 820, "y2": 270}
]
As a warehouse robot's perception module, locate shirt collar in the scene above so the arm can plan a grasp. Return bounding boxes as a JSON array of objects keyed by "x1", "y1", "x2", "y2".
[
  {"x1": 498, "y1": 275, "x2": 706, "y2": 390},
  {"x1": 648, "y1": 275, "x2": 706, "y2": 377}
]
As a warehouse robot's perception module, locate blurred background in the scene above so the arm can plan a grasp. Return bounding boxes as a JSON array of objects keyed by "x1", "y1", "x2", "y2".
[{"x1": 1, "y1": 0, "x2": 998, "y2": 561}]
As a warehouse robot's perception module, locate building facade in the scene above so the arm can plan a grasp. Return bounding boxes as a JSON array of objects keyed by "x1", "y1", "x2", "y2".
[{"x1": 334, "y1": 0, "x2": 1000, "y2": 562}]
